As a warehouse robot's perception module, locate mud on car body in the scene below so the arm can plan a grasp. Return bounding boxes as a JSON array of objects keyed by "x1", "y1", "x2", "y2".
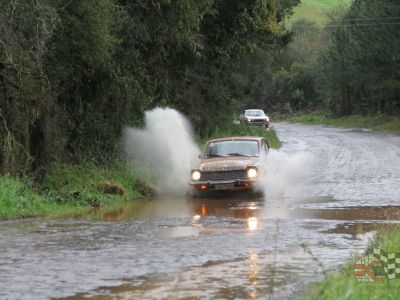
[{"x1": 189, "y1": 136, "x2": 269, "y2": 193}]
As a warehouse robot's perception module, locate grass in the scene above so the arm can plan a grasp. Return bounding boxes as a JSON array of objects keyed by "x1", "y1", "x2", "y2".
[
  {"x1": 299, "y1": 225, "x2": 400, "y2": 299},
  {"x1": 0, "y1": 175, "x2": 60, "y2": 218},
  {"x1": 204, "y1": 124, "x2": 281, "y2": 149},
  {"x1": 290, "y1": 113, "x2": 400, "y2": 135},
  {"x1": 0, "y1": 162, "x2": 153, "y2": 220},
  {"x1": 286, "y1": 0, "x2": 351, "y2": 27}
]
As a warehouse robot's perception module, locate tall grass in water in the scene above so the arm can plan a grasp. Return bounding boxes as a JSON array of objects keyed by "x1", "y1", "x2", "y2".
[{"x1": 0, "y1": 162, "x2": 152, "y2": 219}]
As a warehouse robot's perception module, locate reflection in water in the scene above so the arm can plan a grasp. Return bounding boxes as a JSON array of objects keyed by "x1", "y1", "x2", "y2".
[
  {"x1": 201, "y1": 203, "x2": 207, "y2": 216},
  {"x1": 248, "y1": 251, "x2": 260, "y2": 298},
  {"x1": 192, "y1": 214, "x2": 201, "y2": 222},
  {"x1": 11, "y1": 195, "x2": 400, "y2": 300},
  {"x1": 248, "y1": 217, "x2": 258, "y2": 231},
  {"x1": 191, "y1": 197, "x2": 263, "y2": 220}
]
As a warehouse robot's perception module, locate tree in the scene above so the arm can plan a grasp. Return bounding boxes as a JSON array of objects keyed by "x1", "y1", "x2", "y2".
[{"x1": 319, "y1": 0, "x2": 400, "y2": 116}]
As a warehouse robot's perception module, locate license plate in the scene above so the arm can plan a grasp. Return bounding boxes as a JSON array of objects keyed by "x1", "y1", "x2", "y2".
[{"x1": 215, "y1": 183, "x2": 235, "y2": 190}]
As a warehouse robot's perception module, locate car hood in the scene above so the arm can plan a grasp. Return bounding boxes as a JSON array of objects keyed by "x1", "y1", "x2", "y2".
[
  {"x1": 193, "y1": 157, "x2": 259, "y2": 172},
  {"x1": 246, "y1": 116, "x2": 268, "y2": 120}
]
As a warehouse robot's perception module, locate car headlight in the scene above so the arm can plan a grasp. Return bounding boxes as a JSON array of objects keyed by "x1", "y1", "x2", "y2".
[
  {"x1": 247, "y1": 168, "x2": 258, "y2": 179},
  {"x1": 191, "y1": 171, "x2": 201, "y2": 181},
  {"x1": 266, "y1": 116, "x2": 270, "y2": 122}
]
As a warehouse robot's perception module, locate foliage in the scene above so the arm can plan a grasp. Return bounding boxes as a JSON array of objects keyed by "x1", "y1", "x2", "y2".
[
  {"x1": 0, "y1": 0, "x2": 60, "y2": 175},
  {"x1": 266, "y1": 0, "x2": 400, "y2": 119},
  {"x1": 0, "y1": 0, "x2": 299, "y2": 176},
  {"x1": 318, "y1": 0, "x2": 400, "y2": 117},
  {"x1": 40, "y1": 161, "x2": 143, "y2": 205},
  {"x1": 0, "y1": 175, "x2": 58, "y2": 218},
  {"x1": 273, "y1": 62, "x2": 317, "y2": 112},
  {"x1": 0, "y1": 161, "x2": 150, "y2": 219}
]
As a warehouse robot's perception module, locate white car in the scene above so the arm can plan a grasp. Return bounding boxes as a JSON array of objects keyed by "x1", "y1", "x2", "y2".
[{"x1": 241, "y1": 109, "x2": 270, "y2": 128}]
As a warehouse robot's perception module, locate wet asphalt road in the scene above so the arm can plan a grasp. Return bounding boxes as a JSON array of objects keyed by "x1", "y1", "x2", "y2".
[{"x1": 1, "y1": 122, "x2": 400, "y2": 299}]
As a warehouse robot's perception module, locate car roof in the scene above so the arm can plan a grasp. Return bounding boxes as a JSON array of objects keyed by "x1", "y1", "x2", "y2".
[
  {"x1": 245, "y1": 109, "x2": 264, "y2": 112},
  {"x1": 206, "y1": 136, "x2": 265, "y2": 143}
]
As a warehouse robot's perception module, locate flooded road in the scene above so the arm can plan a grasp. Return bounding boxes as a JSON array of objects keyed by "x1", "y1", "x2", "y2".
[{"x1": 1, "y1": 123, "x2": 400, "y2": 299}]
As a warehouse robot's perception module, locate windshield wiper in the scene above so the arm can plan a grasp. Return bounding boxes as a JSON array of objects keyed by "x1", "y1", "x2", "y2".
[
  {"x1": 206, "y1": 154, "x2": 226, "y2": 158},
  {"x1": 226, "y1": 153, "x2": 250, "y2": 157}
]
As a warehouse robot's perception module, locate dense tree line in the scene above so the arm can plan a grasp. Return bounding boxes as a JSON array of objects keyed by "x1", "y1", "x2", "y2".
[
  {"x1": 268, "y1": 0, "x2": 400, "y2": 116},
  {"x1": 319, "y1": 0, "x2": 400, "y2": 116},
  {"x1": 0, "y1": 0, "x2": 299, "y2": 175},
  {"x1": 5, "y1": 0, "x2": 395, "y2": 177}
]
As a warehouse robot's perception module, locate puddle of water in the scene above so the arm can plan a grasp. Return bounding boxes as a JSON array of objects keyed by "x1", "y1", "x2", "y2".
[
  {"x1": 2, "y1": 195, "x2": 400, "y2": 300},
  {"x1": 3, "y1": 122, "x2": 400, "y2": 299},
  {"x1": 58, "y1": 244, "x2": 367, "y2": 300},
  {"x1": 35, "y1": 197, "x2": 399, "y2": 300},
  {"x1": 153, "y1": 226, "x2": 201, "y2": 238}
]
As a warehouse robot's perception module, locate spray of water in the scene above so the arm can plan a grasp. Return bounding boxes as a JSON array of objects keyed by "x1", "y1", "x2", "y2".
[
  {"x1": 123, "y1": 108, "x2": 313, "y2": 198},
  {"x1": 122, "y1": 107, "x2": 200, "y2": 195},
  {"x1": 256, "y1": 150, "x2": 314, "y2": 201}
]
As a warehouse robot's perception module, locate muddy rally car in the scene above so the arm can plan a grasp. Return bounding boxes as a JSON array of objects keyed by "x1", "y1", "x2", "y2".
[{"x1": 189, "y1": 136, "x2": 269, "y2": 194}]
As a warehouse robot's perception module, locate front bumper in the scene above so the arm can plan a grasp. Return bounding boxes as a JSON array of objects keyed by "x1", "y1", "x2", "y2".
[
  {"x1": 190, "y1": 179, "x2": 257, "y2": 191},
  {"x1": 245, "y1": 119, "x2": 269, "y2": 126}
]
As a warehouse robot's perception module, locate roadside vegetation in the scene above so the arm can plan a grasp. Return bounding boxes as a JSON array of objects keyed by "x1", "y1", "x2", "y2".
[
  {"x1": 0, "y1": 124, "x2": 279, "y2": 219},
  {"x1": 0, "y1": 162, "x2": 152, "y2": 219},
  {"x1": 0, "y1": 0, "x2": 299, "y2": 177},
  {"x1": 300, "y1": 225, "x2": 400, "y2": 299},
  {"x1": 290, "y1": 113, "x2": 400, "y2": 135},
  {"x1": 269, "y1": 0, "x2": 400, "y2": 120}
]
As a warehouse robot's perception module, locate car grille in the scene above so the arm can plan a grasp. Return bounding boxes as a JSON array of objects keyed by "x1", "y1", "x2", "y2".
[
  {"x1": 201, "y1": 170, "x2": 247, "y2": 181},
  {"x1": 249, "y1": 119, "x2": 266, "y2": 124}
]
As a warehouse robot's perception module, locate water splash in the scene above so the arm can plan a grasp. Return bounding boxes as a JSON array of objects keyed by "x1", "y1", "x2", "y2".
[
  {"x1": 256, "y1": 149, "x2": 314, "y2": 200},
  {"x1": 123, "y1": 107, "x2": 200, "y2": 195}
]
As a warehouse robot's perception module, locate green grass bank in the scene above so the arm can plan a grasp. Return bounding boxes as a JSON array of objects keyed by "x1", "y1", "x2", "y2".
[
  {"x1": 0, "y1": 125, "x2": 280, "y2": 219},
  {"x1": 286, "y1": 0, "x2": 351, "y2": 26},
  {"x1": 0, "y1": 162, "x2": 154, "y2": 220},
  {"x1": 289, "y1": 113, "x2": 400, "y2": 135},
  {"x1": 300, "y1": 225, "x2": 400, "y2": 299}
]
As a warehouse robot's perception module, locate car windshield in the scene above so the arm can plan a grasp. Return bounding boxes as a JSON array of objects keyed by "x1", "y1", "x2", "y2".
[
  {"x1": 204, "y1": 140, "x2": 259, "y2": 158},
  {"x1": 245, "y1": 110, "x2": 264, "y2": 117}
]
